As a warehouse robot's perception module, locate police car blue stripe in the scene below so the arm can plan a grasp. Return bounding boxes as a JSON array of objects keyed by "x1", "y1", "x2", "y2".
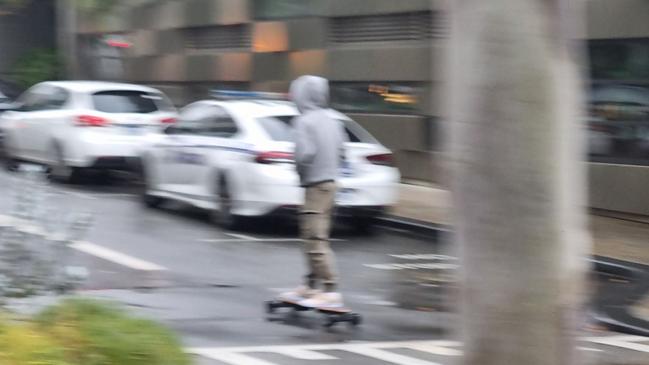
[
  {"x1": 152, "y1": 144, "x2": 258, "y2": 155},
  {"x1": 193, "y1": 145, "x2": 258, "y2": 154}
]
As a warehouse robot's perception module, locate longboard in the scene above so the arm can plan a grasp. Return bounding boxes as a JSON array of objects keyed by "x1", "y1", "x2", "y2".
[{"x1": 265, "y1": 299, "x2": 362, "y2": 328}]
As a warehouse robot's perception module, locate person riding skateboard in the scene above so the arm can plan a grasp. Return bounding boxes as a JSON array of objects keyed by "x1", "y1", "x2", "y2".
[{"x1": 280, "y1": 75, "x2": 347, "y2": 308}]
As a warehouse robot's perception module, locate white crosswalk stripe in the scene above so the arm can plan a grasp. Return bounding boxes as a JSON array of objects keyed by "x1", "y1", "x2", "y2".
[
  {"x1": 187, "y1": 340, "x2": 459, "y2": 364},
  {"x1": 190, "y1": 349, "x2": 277, "y2": 365},
  {"x1": 343, "y1": 347, "x2": 442, "y2": 365},
  {"x1": 584, "y1": 335, "x2": 649, "y2": 353},
  {"x1": 187, "y1": 335, "x2": 649, "y2": 365}
]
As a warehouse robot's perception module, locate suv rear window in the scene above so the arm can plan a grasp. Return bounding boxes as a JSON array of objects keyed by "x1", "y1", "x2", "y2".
[
  {"x1": 256, "y1": 115, "x2": 376, "y2": 143},
  {"x1": 92, "y1": 90, "x2": 173, "y2": 113}
]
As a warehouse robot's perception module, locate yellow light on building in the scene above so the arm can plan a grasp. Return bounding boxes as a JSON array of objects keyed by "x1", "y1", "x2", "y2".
[
  {"x1": 383, "y1": 93, "x2": 417, "y2": 104},
  {"x1": 253, "y1": 22, "x2": 289, "y2": 53}
]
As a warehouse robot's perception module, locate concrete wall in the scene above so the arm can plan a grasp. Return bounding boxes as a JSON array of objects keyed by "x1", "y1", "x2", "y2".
[
  {"x1": 588, "y1": 0, "x2": 649, "y2": 39},
  {"x1": 590, "y1": 163, "x2": 649, "y2": 215}
]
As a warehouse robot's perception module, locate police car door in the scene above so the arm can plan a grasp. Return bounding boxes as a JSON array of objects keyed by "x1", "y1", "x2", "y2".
[
  {"x1": 157, "y1": 104, "x2": 204, "y2": 192},
  {"x1": 185, "y1": 105, "x2": 242, "y2": 199}
]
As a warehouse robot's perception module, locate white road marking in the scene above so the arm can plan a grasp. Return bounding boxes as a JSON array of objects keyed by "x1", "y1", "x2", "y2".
[
  {"x1": 274, "y1": 349, "x2": 338, "y2": 360},
  {"x1": 70, "y1": 241, "x2": 167, "y2": 272},
  {"x1": 187, "y1": 336, "x2": 649, "y2": 364},
  {"x1": 344, "y1": 347, "x2": 441, "y2": 365},
  {"x1": 0, "y1": 215, "x2": 41, "y2": 232},
  {"x1": 187, "y1": 340, "x2": 461, "y2": 365},
  {"x1": 0, "y1": 214, "x2": 167, "y2": 272},
  {"x1": 188, "y1": 348, "x2": 277, "y2": 365},
  {"x1": 585, "y1": 335, "x2": 649, "y2": 353},
  {"x1": 584, "y1": 335, "x2": 648, "y2": 343},
  {"x1": 364, "y1": 263, "x2": 459, "y2": 270},
  {"x1": 577, "y1": 347, "x2": 604, "y2": 352},
  {"x1": 226, "y1": 232, "x2": 259, "y2": 241},
  {"x1": 408, "y1": 344, "x2": 462, "y2": 356}
]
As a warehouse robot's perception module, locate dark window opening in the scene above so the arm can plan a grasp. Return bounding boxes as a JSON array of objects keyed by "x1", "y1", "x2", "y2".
[
  {"x1": 92, "y1": 90, "x2": 172, "y2": 113},
  {"x1": 184, "y1": 24, "x2": 251, "y2": 50}
]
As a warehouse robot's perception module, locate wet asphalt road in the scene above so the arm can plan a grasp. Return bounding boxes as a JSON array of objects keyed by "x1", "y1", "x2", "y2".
[{"x1": 0, "y1": 168, "x2": 647, "y2": 365}]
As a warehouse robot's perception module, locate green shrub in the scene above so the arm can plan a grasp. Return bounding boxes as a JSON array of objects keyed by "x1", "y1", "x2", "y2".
[
  {"x1": 36, "y1": 298, "x2": 191, "y2": 365},
  {"x1": 0, "y1": 320, "x2": 71, "y2": 365},
  {"x1": 12, "y1": 48, "x2": 59, "y2": 89}
]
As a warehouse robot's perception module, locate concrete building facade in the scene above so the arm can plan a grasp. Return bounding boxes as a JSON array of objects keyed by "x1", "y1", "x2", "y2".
[
  {"x1": 0, "y1": 0, "x2": 56, "y2": 92},
  {"x1": 74, "y1": 0, "x2": 649, "y2": 215}
]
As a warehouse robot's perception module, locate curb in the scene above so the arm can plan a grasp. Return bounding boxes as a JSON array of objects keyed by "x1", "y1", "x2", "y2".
[
  {"x1": 590, "y1": 256, "x2": 649, "y2": 337},
  {"x1": 377, "y1": 215, "x2": 649, "y2": 336},
  {"x1": 376, "y1": 215, "x2": 449, "y2": 240}
]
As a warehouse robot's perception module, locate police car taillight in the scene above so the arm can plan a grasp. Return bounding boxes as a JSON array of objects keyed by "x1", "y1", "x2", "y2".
[
  {"x1": 366, "y1": 153, "x2": 394, "y2": 166},
  {"x1": 255, "y1": 151, "x2": 294, "y2": 164},
  {"x1": 76, "y1": 115, "x2": 109, "y2": 127}
]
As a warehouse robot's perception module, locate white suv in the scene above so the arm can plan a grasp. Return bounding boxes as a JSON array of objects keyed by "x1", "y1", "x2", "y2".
[{"x1": 0, "y1": 81, "x2": 177, "y2": 181}]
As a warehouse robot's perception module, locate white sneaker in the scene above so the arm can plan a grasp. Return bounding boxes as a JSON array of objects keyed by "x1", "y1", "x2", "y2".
[
  {"x1": 298, "y1": 292, "x2": 344, "y2": 308},
  {"x1": 278, "y1": 285, "x2": 320, "y2": 302}
]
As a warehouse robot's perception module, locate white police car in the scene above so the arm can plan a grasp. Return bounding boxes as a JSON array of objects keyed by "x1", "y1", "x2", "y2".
[{"x1": 139, "y1": 91, "x2": 400, "y2": 229}]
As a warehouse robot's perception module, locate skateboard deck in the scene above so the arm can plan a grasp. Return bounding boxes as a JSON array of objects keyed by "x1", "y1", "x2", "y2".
[{"x1": 265, "y1": 299, "x2": 362, "y2": 327}]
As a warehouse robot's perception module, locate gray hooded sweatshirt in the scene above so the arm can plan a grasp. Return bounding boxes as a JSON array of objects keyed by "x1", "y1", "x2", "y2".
[{"x1": 290, "y1": 75, "x2": 347, "y2": 187}]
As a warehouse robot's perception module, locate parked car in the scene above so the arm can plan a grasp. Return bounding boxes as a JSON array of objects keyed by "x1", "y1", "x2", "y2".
[
  {"x1": 0, "y1": 81, "x2": 177, "y2": 181},
  {"x1": 139, "y1": 91, "x2": 400, "y2": 229},
  {"x1": 587, "y1": 84, "x2": 649, "y2": 160},
  {"x1": 0, "y1": 79, "x2": 22, "y2": 100},
  {"x1": 0, "y1": 90, "x2": 15, "y2": 120}
]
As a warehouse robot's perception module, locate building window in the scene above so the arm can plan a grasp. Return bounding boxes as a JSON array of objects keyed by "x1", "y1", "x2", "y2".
[
  {"x1": 253, "y1": 0, "x2": 318, "y2": 20},
  {"x1": 328, "y1": 11, "x2": 443, "y2": 45},
  {"x1": 589, "y1": 39, "x2": 649, "y2": 81},
  {"x1": 587, "y1": 84, "x2": 649, "y2": 166},
  {"x1": 330, "y1": 83, "x2": 420, "y2": 114},
  {"x1": 184, "y1": 24, "x2": 251, "y2": 50}
]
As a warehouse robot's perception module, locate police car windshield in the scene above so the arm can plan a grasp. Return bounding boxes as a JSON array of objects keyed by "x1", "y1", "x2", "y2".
[
  {"x1": 92, "y1": 90, "x2": 174, "y2": 113},
  {"x1": 256, "y1": 116, "x2": 376, "y2": 144}
]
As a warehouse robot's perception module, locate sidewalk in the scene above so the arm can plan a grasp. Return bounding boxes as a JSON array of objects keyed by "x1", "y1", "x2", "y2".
[{"x1": 391, "y1": 183, "x2": 649, "y2": 324}]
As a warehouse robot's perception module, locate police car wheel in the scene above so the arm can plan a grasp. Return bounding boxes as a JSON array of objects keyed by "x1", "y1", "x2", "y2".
[
  {"x1": 352, "y1": 215, "x2": 377, "y2": 235},
  {"x1": 213, "y1": 178, "x2": 242, "y2": 230},
  {"x1": 140, "y1": 164, "x2": 163, "y2": 208}
]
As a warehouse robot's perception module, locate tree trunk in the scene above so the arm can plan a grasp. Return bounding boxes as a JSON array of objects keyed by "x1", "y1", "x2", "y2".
[{"x1": 446, "y1": 1, "x2": 591, "y2": 364}]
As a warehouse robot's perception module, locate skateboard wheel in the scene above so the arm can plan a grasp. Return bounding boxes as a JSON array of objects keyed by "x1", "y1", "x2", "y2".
[
  {"x1": 265, "y1": 301, "x2": 276, "y2": 314},
  {"x1": 323, "y1": 316, "x2": 336, "y2": 328},
  {"x1": 350, "y1": 313, "x2": 362, "y2": 326}
]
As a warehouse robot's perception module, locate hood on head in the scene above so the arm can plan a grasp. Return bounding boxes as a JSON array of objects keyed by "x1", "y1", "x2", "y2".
[{"x1": 289, "y1": 75, "x2": 329, "y2": 113}]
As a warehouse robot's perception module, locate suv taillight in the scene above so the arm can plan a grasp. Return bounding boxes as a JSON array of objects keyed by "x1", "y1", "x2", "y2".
[
  {"x1": 366, "y1": 153, "x2": 394, "y2": 166},
  {"x1": 76, "y1": 115, "x2": 108, "y2": 127},
  {"x1": 255, "y1": 151, "x2": 294, "y2": 164},
  {"x1": 161, "y1": 117, "x2": 176, "y2": 124}
]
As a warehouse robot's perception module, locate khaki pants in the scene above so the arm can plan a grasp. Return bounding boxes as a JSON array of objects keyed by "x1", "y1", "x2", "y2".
[{"x1": 301, "y1": 181, "x2": 337, "y2": 291}]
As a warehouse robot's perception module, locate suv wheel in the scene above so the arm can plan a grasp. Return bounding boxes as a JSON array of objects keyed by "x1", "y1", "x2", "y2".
[
  {"x1": 48, "y1": 144, "x2": 80, "y2": 183},
  {"x1": 2, "y1": 137, "x2": 18, "y2": 171}
]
